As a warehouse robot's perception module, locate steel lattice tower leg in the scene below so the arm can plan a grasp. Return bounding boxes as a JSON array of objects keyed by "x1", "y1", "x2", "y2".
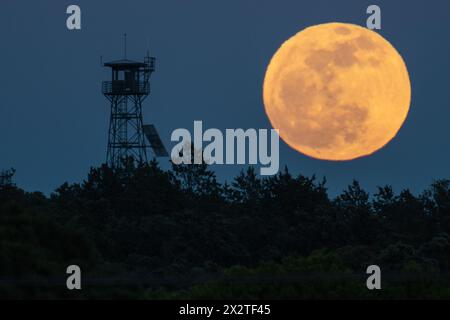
[{"x1": 106, "y1": 95, "x2": 148, "y2": 168}]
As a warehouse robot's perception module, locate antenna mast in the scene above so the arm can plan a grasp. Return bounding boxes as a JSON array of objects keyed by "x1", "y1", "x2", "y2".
[{"x1": 124, "y1": 33, "x2": 127, "y2": 59}]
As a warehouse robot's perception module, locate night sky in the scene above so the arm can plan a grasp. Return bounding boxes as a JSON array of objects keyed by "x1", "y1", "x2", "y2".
[{"x1": 0, "y1": 0, "x2": 449, "y2": 196}]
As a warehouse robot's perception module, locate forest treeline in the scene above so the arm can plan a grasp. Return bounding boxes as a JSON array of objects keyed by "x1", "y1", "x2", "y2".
[{"x1": 0, "y1": 158, "x2": 450, "y2": 298}]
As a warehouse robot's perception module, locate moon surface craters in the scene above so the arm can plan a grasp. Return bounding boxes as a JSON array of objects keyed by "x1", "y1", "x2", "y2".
[
  {"x1": 279, "y1": 66, "x2": 369, "y2": 149},
  {"x1": 277, "y1": 33, "x2": 375, "y2": 150},
  {"x1": 264, "y1": 23, "x2": 411, "y2": 161}
]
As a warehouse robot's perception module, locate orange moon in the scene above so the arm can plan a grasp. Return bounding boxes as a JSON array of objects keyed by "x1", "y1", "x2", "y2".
[{"x1": 263, "y1": 23, "x2": 411, "y2": 161}]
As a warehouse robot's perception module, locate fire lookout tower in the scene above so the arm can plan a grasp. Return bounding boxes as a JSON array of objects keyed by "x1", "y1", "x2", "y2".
[{"x1": 102, "y1": 48, "x2": 167, "y2": 168}]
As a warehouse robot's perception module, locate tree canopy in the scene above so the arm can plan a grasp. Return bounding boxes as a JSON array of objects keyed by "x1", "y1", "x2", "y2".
[{"x1": 1, "y1": 160, "x2": 449, "y2": 298}]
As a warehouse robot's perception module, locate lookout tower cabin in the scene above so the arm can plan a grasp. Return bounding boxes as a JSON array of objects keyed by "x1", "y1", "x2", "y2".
[{"x1": 102, "y1": 57, "x2": 155, "y2": 96}]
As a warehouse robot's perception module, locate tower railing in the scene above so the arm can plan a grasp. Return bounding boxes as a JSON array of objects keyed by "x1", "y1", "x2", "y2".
[
  {"x1": 102, "y1": 81, "x2": 150, "y2": 95},
  {"x1": 144, "y1": 56, "x2": 156, "y2": 72}
]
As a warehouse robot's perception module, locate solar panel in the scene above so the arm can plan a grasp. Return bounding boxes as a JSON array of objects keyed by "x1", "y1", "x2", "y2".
[{"x1": 143, "y1": 124, "x2": 169, "y2": 157}]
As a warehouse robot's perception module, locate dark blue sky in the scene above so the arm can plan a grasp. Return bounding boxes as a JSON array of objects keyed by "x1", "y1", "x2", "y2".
[{"x1": 0, "y1": 0, "x2": 449, "y2": 196}]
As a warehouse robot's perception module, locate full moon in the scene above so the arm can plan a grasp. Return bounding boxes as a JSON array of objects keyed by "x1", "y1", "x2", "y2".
[{"x1": 263, "y1": 23, "x2": 411, "y2": 161}]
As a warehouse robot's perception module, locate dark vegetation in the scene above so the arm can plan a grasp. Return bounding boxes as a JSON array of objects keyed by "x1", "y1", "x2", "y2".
[{"x1": 1, "y1": 158, "x2": 450, "y2": 299}]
